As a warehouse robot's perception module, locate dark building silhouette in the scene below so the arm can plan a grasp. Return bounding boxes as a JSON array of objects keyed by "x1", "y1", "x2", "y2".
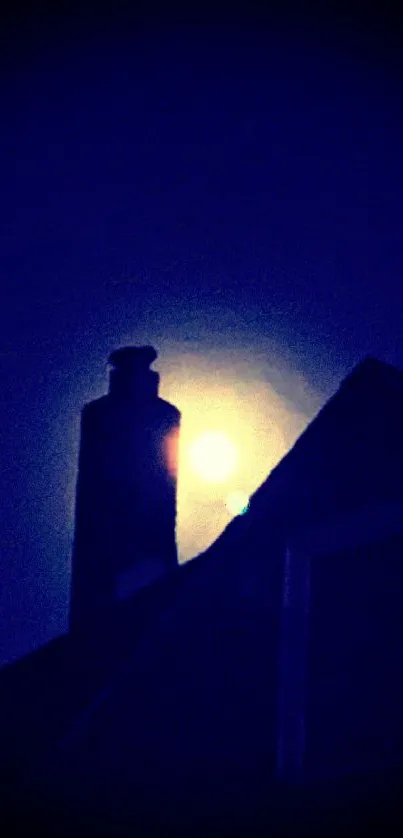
[
  {"x1": 2, "y1": 357, "x2": 403, "y2": 833},
  {"x1": 280, "y1": 509, "x2": 403, "y2": 787},
  {"x1": 70, "y1": 346, "x2": 181, "y2": 634}
]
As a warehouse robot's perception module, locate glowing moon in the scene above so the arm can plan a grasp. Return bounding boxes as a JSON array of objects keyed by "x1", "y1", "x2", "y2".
[{"x1": 189, "y1": 430, "x2": 238, "y2": 483}]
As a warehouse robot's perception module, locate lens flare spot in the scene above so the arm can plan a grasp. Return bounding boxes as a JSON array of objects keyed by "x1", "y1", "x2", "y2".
[{"x1": 225, "y1": 490, "x2": 250, "y2": 516}]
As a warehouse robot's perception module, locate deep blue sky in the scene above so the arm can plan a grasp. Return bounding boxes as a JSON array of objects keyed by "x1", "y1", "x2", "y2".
[{"x1": 1, "y1": 6, "x2": 403, "y2": 665}]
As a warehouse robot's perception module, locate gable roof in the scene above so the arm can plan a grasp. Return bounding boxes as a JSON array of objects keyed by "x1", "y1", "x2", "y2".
[
  {"x1": 3, "y1": 357, "x2": 403, "y2": 702},
  {"x1": 3, "y1": 356, "x2": 403, "y2": 824}
]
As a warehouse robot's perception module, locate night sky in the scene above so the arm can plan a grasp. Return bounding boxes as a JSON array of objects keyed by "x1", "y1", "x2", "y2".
[{"x1": 1, "y1": 5, "x2": 403, "y2": 665}]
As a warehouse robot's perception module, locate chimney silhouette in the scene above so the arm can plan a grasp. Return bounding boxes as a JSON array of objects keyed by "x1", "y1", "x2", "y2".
[{"x1": 69, "y1": 346, "x2": 181, "y2": 634}]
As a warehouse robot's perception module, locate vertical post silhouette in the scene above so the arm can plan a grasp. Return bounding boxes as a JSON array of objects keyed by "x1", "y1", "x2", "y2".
[{"x1": 69, "y1": 346, "x2": 181, "y2": 634}]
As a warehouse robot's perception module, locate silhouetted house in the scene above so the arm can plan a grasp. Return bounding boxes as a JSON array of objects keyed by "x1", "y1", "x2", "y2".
[
  {"x1": 2, "y1": 356, "x2": 403, "y2": 832},
  {"x1": 70, "y1": 346, "x2": 181, "y2": 633}
]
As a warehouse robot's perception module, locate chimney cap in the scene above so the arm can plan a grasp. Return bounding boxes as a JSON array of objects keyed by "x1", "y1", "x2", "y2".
[{"x1": 108, "y1": 345, "x2": 158, "y2": 371}]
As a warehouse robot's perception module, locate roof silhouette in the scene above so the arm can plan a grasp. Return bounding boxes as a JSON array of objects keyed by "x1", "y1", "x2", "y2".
[
  {"x1": 2, "y1": 356, "x2": 403, "y2": 831},
  {"x1": 207, "y1": 355, "x2": 403, "y2": 557}
]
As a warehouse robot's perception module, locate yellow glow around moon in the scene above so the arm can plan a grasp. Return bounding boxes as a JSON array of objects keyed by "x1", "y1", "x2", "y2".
[
  {"x1": 160, "y1": 349, "x2": 313, "y2": 561},
  {"x1": 189, "y1": 430, "x2": 238, "y2": 483}
]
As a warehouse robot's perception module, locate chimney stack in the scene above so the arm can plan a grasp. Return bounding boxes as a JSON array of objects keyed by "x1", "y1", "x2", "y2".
[{"x1": 69, "y1": 346, "x2": 181, "y2": 634}]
